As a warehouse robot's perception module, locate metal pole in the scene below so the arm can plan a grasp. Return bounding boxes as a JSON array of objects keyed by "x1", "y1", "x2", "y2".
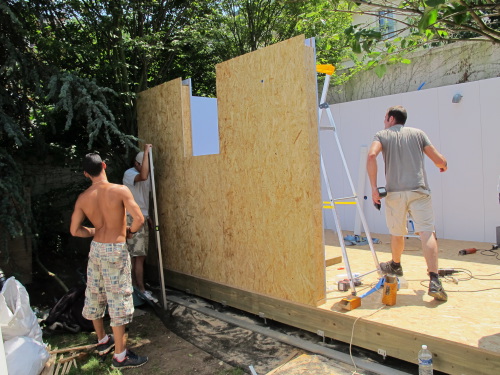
[{"x1": 149, "y1": 151, "x2": 168, "y2": 309}]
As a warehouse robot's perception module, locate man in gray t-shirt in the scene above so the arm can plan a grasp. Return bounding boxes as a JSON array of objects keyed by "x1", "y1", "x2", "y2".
[{"x1": 367, "y1": 105, "x2": 448, "y2": 301}]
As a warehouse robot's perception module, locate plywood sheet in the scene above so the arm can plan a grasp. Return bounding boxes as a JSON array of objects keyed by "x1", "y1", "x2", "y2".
[
  {"x1": 137, "y1": 36, "x2": 324, "y2": 306},
  {"x1": 216, "y1": 36, "x2": 323, "y2": 304},
  {"x1": 137, "y1": 79, "x2": 186, "y2": 264},
  {"x1": 265, "y1": 354, "x2": 354, "y2": 375}
]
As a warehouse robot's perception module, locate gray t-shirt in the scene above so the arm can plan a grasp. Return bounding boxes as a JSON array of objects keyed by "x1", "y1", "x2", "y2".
[{"x1": 373, "y1": 125, "x2": 432, "y2": 193}]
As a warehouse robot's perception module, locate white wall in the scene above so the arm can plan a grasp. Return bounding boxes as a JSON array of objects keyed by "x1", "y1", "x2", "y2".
[
  {"x1": 191, "y1": 96, "x2": 219, "y2": 156},
  {"x1": 321, "y1": 77, "x2": 500, "y2": 243}
]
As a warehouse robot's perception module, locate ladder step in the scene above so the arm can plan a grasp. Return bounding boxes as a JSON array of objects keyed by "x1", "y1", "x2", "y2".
[{"x1": 332, "y1": 195, "x2": 357, "y2": 201}]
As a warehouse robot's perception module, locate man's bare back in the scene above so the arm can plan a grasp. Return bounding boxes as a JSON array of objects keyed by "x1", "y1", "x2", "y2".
[{"x1": 70, "y1": 159, "x2": 143, "y2": 244}]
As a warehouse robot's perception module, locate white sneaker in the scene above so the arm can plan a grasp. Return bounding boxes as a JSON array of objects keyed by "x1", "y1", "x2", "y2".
[{"x1": 142, "y1": 290, "x2": 158, "y2": 303}]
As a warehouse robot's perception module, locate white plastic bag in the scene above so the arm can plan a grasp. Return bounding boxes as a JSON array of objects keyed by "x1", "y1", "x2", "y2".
[
  {"x1": 4, "y1": 336, "x2": 49, "y2": 375},
  {"x1": 0, "y1": 277, "x2": 43, "y2": 343}
]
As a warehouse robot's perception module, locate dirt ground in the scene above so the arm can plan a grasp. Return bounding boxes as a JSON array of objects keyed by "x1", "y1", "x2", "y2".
[
  {"x1": 121, "y1": 293, "x2": 364, "y2": 375},
  {"x1": 37, "y1": 291, "x2": 365, "y2": 375},
  {"x1": 124, "y1": 305, "x2": 242, "y2": 375},
  {"x1": 26, "y1": 256, "x2": 363, "y2": 375}
]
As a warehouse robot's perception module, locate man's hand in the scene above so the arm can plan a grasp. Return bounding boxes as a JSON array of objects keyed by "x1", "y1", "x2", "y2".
[
  {"x1": 424, "y1": 145, "x2": 447, "y2": 173},
  {"x1": 144, "y1": 144, "x2": 152, "y2": 154},
  {"x1": 371, "y1": 187, "x2": 381, "y2": 205},
  {"x1": 70, "y1": 202, "x2": 96, "y2": 238},
  {"x1": 126, "y1": 226, "x2": 136, "y2": 239}
]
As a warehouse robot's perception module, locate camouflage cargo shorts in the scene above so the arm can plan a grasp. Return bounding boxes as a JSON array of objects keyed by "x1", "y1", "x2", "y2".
[{"x1": 126, "y1": 215, "x2": 148, "y2": 257}]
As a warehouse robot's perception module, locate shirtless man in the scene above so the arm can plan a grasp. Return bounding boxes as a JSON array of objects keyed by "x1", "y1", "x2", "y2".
[{"x1": 70, "y1": 153, "x2": 148, "y2": 369}]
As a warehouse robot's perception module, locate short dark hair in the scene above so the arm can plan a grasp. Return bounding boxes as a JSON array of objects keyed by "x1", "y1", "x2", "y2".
[
  {"x1": 387, "y1": 106, "x2": 407, "y2": 125},
  {"x1": 83, "y1": 153, "x2": 103, "y2": 177}
]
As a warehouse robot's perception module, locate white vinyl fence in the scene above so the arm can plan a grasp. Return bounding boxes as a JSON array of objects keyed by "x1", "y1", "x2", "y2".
[{"x1": 321, "y1": 77, "x2": 500, "y2": 243}]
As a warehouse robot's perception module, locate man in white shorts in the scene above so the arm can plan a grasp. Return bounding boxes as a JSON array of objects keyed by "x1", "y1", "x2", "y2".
[{"x1": 367, "y1": 105, "x2": 448, "y2": 301}]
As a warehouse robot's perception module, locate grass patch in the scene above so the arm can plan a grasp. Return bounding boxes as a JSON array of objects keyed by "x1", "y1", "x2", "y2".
[
  {"x1": 67, "y1": 356, "x2": 121, "y2": 375},
  {"x1": 44, "y1": 331, "x2": 96, "y2": 351}
]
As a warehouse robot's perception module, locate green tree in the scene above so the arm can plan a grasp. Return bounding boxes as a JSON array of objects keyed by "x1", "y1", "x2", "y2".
[
  {"x1": 1, "y1": 0, "x2": 210, "y2": 260},
  {"x1": 330, "y1": 0, "x2": 500, "y2": 77},
  {"x1": 0, "y1": 0, "x2": 140, "y2": 264},
  {"x1": 1, "y1": 0, "x2": 353, "y2": 269},
  {"x1": 173, "y1": 0, "x2": 352, "y2": 95},
  {"x1": 214, "y1": 1, "x2": 351, "y2": 63}
]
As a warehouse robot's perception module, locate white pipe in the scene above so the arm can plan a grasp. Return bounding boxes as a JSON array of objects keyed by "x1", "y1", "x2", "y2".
[{"x1": 354, "y1": 146, "x2": 368, "y2": 235}]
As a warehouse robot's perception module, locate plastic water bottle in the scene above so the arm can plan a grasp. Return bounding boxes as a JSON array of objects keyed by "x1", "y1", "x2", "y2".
[{"x1": 418, "y1": 345, "x2": 433, "y2": 375}]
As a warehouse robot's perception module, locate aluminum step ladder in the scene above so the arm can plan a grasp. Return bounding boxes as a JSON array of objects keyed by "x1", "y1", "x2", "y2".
[{"x1": 317, "y1": 65, "x2": 382, "y2": 295}]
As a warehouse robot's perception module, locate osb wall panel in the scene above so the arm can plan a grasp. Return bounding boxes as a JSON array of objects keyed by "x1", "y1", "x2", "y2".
[
  {"x1": 137, "y1": 79, "x2": 185, "y2": 260},
  {"x1": 137, "y1": 36, "x2": 325, "y2": 306}
]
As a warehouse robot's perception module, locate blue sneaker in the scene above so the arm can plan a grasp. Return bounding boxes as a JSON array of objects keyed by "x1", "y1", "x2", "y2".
[{"x1": 112, "y1": 350, "x2": 148, "y2": 369}]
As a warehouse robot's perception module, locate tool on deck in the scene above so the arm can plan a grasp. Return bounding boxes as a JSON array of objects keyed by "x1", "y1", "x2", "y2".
[
  {"x1": 317, "y1": 63, "x2": 382, "y2": 309},
  {"x1": 438, "y1": 268, "x2": 459, "y2": 276},
  {"x1": 381, "y1": 275, "x2": 397, "y2": 306},
  {"x1": 339, "y1": 295, "x2": 362, "y2": 311},
  {"x1": 458, "y1": 248, "x2": 477, "y2": 255},
  {"x1": 340, "y1": 275, "x2": 401, "y2": 310},
  {"x1": 338, "y1": 278, "x2": 362, "y2": 292}
]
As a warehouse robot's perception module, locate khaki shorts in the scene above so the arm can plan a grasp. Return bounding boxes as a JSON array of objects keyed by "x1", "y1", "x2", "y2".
[
  {"x1": 83, "y1": 241, "x2": 134, "y2": 327},
  {"x1": 126, "y1": 215, "x2": 148, "y2": 257},
  {"x1": 385, "y1": 191, "x2": 435, "y2": 236}
]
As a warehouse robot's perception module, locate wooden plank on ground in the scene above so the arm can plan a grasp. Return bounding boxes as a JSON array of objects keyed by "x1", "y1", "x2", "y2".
[
  {"x1": 325, "y1": 256, "x2": 342, "y2": 267},
  {"x1": 265, "y1": 354, "x2": 353, "y2": 375}
]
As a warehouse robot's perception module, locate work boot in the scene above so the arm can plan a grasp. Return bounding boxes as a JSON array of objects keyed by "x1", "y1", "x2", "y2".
[
  {"x1": 95, "y1": 334, "x2": 115, "y2": 356},
  {"x1": 379, "y1": 261, "x2": 403, "y2": 276},
  {"x1": 112, "y1": 350, "x2": 148, "y2": 369},
  {"x1": 428, "y1": 278, "x2": 448, "y2": 301}
]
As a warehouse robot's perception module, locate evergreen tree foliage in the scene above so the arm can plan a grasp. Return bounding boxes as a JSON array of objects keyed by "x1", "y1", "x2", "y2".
[{"x1": 1, "y1": 0, "x2": 352, "y2": 261}]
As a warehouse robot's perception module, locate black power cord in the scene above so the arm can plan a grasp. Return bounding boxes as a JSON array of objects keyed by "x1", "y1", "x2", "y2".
[
  {"x1": 479, "y1": 244, "x2": 500, "y2": 260},
  {"x1": 418, "y1": 267, "x2": 500, "y2": 292}
]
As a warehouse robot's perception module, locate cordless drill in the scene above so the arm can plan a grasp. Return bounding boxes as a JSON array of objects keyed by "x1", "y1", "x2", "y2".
[{"x1": 374, "y1": 187, "x2": 387, "y2": 210}]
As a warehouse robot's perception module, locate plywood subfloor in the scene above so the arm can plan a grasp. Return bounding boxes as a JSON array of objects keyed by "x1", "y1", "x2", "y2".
[{"x1": 322, "y1": 230, "x2": 500, "y2": 354}]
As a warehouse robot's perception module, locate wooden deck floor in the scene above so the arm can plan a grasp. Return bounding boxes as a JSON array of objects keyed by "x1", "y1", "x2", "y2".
[
  {"x1": 165, "y1": 230, "x2": 500, "y2": 374},
  {"x1": 323, "y1": 230, "x2": 500, "y2": 373}
]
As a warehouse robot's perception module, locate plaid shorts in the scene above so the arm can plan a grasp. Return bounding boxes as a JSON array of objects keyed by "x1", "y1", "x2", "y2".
[
  {"x1": 126, "y1": 215, "x2": 148, "y2": 257},
  {"x1": 83, "y1": 241, "x2": 134, "y2": 327}
]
